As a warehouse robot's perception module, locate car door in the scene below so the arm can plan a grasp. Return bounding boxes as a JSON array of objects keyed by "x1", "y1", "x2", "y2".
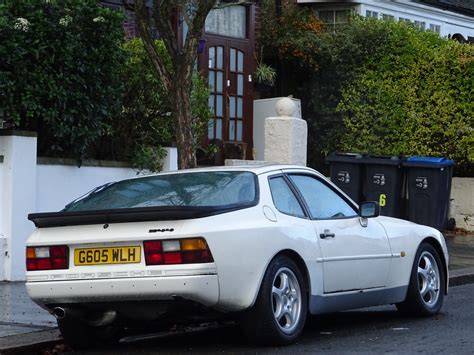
[{"x1": 286, "y1": 173, "x2": 392, "y2": 294}]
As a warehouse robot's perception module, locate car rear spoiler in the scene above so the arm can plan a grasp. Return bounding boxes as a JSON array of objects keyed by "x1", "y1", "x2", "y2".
[{"x1": 28, "y1": 205, "x2": 248, "y2": 228}]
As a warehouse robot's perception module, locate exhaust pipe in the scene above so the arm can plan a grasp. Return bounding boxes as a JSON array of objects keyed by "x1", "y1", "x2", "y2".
[
  {"x1": 52, "y1": 307, "x2": 116, "y2": 327},
  {"x1": 52, "y1": 307, "x2": 66, "y2": 320},
  {"x1": 52, "y1": 307, "x2": 83, "y2": 320}
]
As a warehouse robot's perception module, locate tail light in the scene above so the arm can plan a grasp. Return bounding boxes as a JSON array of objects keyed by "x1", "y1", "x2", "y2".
[
  {"x1": 26, "y1": 245, "x2": 69, "y2": 271},
  {"x1": 143, "y1": 238, "x2": 213, "y2": 266}
]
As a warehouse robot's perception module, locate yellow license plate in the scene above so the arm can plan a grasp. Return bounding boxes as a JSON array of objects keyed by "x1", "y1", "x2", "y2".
[{"x1": 74, "y1": 246, "x2": 141, "y2": 266}]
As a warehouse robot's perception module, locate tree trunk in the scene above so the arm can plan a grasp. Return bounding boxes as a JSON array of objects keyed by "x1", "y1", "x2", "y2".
[
  {"x1": 173, "y1": 70, "x2": 196, "y2": 169},
  {"x1": 133, "y1": 0, "x2": 218, "y2": 170}
]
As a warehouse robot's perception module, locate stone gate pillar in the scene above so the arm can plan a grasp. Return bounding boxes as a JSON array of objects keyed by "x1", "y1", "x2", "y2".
[{"x1": 264, "y1": 98, "x2": 307, "y2": 166}]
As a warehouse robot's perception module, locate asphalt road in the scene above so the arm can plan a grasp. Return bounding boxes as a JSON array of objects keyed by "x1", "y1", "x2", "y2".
[{"x1": 64, "y1": 283, "x2": 474, "y2": 354}]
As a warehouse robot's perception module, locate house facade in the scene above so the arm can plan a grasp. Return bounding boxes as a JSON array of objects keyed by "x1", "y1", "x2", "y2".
[
  {"x1": 102, "y1": 1, "x2": 259, "y2": 164},
  {"x1": 297, "y1": 0, "x2": 474, "y2": 42}
]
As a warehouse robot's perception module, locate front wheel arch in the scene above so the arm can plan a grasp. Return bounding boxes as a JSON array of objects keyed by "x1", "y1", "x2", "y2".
[{"x1": 397, "y1": 241, "x2": 445, "y2": 316}]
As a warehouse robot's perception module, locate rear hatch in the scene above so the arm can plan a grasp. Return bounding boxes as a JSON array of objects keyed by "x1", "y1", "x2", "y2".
[
  {"x1": 26, "y1": 170, "x2": 257, "y2": 281},
  {"x1": 26, "y1": 220, "x2": 216, "y2": 282}
]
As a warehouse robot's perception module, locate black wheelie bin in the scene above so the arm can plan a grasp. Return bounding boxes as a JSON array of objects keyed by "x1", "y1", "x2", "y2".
[
  {"x1": 403, "y1": 156, "x2": 455, "y2": 231},
  {"x1": 363, "y1": 155, "x2": 404, "y2": 218},
  {"x1": 326, "y1": 152, "x2": 364, "y2": 203}
]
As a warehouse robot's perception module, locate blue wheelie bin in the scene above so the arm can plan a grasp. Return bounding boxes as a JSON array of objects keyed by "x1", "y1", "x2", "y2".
[{"x1": 403, "y1": 156, "x2": 455, "y2": 231}]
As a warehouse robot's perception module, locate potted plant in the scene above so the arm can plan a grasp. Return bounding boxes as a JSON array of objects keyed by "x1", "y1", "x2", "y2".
[{"x1": 254, "y1": 47, "x2": 276, "y2": 91}]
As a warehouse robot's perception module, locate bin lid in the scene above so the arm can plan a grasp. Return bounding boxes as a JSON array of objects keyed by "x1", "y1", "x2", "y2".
[
  {"x1": 325, "y1": 152, "x2": 364, "y2": 164},
  {"x1": 403, "y1": 156, "x2": 455, "y2": 168},
  {"x1": 363, "y1": 155, "x2": 402, "y2": 166}
]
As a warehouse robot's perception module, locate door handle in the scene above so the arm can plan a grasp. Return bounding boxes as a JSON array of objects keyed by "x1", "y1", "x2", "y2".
[{"x1": 320, "y1": 232, "x2": 336, "y2": 239}]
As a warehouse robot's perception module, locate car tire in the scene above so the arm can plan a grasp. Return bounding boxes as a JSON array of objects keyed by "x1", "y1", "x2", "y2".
[
  {"x1": 396, "y1": 243, "x2": 445, "y2": 316},
  {"x1": 241, "y1": 255, "x2": 307, "y2": 345},
  {"x1": 58, "y1": 317, "x2": 121, "y2": 350}
]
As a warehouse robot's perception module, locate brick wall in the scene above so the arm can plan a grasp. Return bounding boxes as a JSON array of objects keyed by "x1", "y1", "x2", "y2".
[{"x1": 101, "y1": 0, "x2": 141, "y2": 38}]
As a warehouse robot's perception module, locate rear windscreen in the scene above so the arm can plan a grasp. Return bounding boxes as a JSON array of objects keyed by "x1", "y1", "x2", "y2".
[{"x1": 63, "y1": 171, "x2": 258, "y2": 212}]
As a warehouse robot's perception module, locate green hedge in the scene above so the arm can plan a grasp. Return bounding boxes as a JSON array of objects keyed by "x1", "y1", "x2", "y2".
[
  {"x1": 337, "y1": 18, "x2": 473, "y2": 169},
  {"x1": 0, "y1": 0, "x2": 125, "y2": 161},
  {"x1": 262, "y1": 13, "x2": 473, "y2": 175}
]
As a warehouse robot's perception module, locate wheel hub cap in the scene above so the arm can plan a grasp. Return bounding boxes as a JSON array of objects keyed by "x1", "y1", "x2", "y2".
[
  {"x1": 271, "y1": 267, "x2": 302, "y2": 334},
  {"x1": 417, "y1": 251, "x2": 440, "y2": 307}
]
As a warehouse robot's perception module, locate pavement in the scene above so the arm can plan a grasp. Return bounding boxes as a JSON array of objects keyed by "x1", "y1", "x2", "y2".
[{"x1": 0, "y1": 233, "x2": 473, "y2": 353}]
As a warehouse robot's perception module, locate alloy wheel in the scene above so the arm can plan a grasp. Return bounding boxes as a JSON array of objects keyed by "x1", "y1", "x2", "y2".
[
  {"x1": 271, "y1": 267, "x2": 302, "y2": 334},
  {"x1": 417, "y1": 251, "x2": 440, "y2": 307}
]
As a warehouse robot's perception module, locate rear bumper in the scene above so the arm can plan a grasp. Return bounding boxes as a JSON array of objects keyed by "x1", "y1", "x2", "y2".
[{"x1": 27, "y1": 274, "x2": 219, "y2": 308}]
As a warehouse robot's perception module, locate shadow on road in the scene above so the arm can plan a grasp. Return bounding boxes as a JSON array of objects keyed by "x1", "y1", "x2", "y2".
[{"x1": 71, "y1": 306, "x2": 440, "y2": 354}]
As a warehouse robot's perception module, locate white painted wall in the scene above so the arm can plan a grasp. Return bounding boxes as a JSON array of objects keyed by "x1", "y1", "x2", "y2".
[
  {"x1": 0, "y1": 154, "x2": 5, "y2": 280},
  {"x1": 36, "y1": 163, "x2": 139, "y2": 213},
  {"x1": 0, "y1": 134, "x2": 37, "y2": 281},
  {"x1": 297, "y1": 0, "x2": 474, "y2": 39},
  {"x1": 0, "y1": 133, "x2": 178, "y2": 281},
  {"x1": 358, "y1": 1, "x2": 474, "y2": 38},
  {"x1": 450, "y1": 177, "x2": 474, "y2": 231}
]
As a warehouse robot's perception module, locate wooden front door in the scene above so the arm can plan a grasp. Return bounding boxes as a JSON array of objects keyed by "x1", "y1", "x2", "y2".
[{"x1": 198, "y1": 6, "x2": 255, "y2": 165}]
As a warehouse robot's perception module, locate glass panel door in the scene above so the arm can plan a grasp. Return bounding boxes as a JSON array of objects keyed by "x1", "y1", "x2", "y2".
[
  {"x1": 208, "y1": 45, "x2": 225, "y2": 140},
  {"x1": 200, "y1": 35, "x2": 254, "y2": 164},
  {"x1": 228, "y1": 48, "x2": 245, "y2": 142},
  {"x1": 207, "y1": 44, "x2": 246, "y2": 143}
]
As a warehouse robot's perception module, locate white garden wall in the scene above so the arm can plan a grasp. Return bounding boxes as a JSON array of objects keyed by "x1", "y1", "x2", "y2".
[
  {"x1": 450, "y1": 177, "x2": 474, "y2": 231},
  {"x1": 0, "y1": 132, "x2": 177, "y2": 281},
  {"x1": 36, "y1": 160, "x2": 140, "y2": 213}
]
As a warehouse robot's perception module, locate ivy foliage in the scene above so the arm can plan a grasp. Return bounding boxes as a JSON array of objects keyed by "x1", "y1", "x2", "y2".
[
  {"x1": 337, "y1": 18, "x2": 474, "y2": 167},
  {"x1": 0, "y1": 0, "x2": 125, "y2": 161}
]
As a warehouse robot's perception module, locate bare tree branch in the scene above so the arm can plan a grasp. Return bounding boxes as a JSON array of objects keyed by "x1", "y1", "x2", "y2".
[
  {"x1": 135, "y1": 0, "x2": 173, "y2": 91},
  {"x1": 182, "y1": 0, "x2": 215, "y2": 70},
  {"x1": 174, "y1": 0, "x2": 192, "y2": 28},
  {"x1": 151, "y1": 0, "x2": 180, "y2": 63}
]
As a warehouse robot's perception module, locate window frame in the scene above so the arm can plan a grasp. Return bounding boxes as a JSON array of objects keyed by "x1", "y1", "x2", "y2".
[
  {"x1": 317, "y1": 8, "x2": 353, "y2": 28},
  {"x1": 365, "y1": 10, "x2": 379, "y2": 19},
  {"x1": 382, "y1": 13, "x2": 395, "y2": 21},
  {"x1": 429, "y1": 23, "x2": 441, "y2": 33},
  {"x1": 204, "y1": 4, "x2": 249, "y2": 40},
  {"x1": 267, "y1": 174, "x2": 309, "y2": 219},
  {"x1": 284, "y1": 173, "x2": 359, "y2": 221}
]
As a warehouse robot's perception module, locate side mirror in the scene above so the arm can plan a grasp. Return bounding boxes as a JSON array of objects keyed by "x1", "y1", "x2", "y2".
[{"x1": 358, "y1": 201, "x2": 380, "y2": 218}]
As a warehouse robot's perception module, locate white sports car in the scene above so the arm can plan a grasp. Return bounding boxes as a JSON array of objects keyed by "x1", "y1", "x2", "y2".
[{"x1": 26, "y1": 165, "x2": 448, "y2": 348}]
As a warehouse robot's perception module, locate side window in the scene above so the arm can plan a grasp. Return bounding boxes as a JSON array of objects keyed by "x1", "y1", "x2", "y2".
[
  {"x1": 289, "y1": 175, "x2": 357, "y2": 219},
  {"x1": 268, "y1": 177, "x2": 305, "y2": 218}
]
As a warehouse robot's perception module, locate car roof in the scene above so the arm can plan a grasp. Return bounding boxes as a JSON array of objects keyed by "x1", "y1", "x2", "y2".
[{"x1": 140, "y1": 164, "x2": 320, "y2": 177}]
